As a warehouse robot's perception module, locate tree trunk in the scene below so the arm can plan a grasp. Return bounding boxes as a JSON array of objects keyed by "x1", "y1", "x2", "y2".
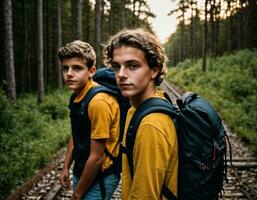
[
  {"x1": 180, "y1": 15, "x2": 185, "y2": 61},
  {"x1": 3, "y1": 0, "x2": 16, "y2": 101},
  {"x1": 109, "y1": 0, "x2": 114, "y2": 35},
  {"x1": 243, "y1": 6, "x2": 248, "y2": 49},
  {"x1": 100, "y1": 1, "x2": 105, "y2": 45},
  {"x1": 228, "y1": 15, "x2": 233, "y2": 52},
  {"x1": 190, "y1": 0, "x2": 195, "y2": 60},
  {"x1": 132, "y1": 0, "x2": 136, "y2": 27},
  {"x1": 214, "y1": 0, "x2": 221, "y2": 56},
  {"x1": 95, "y1": 0, "x2": 102, "y2": 67},
  {"x1": 179, "y1": 24, "x2": 184, "y2": 61},
  {"x1": 247, "y1": 0, "x2": 257, "y2": 48},
  {"x1": 22, "y1": 0, "x2": 34, "y2": 92},
  {"x1": 71, "y1": 0, "x2": 82, "y2": 40},
  {"x1": 37, "y1": 0, "x2": 44, "y2": 103},
  {"x1": 210, "y1": 0, "x2": 215, "y2": 55},
  {"x1": 178, "y1": 0, "x2": 187, "y2": 62},
  {"x1": 20, "y1": 0, "x2": 26, "y2": 93},
  {"x1": 121, "y1": 0, "x2": 126, "y2": 28},
  {"x1": 202, "y1": 0, "x2": 208, "y2": 72},
  {"x1": 43, "y1": 0, "x2": 48, "y2": 87},
  {"x1": 83, "y1": 0, "x2": 91, "y2": 42},
  {"x1": 57, "y1": 0, "x2": 63, "y2": 89}
]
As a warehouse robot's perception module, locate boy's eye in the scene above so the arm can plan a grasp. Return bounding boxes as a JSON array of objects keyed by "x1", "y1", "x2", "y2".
[
  {"x1": 128, "y1": 63, "x2": 138, "y2": 70},
  {"x1": 62, "y1": 65, "x2": 69, "y2": 72},
  {"x1": 73, "y1": 65, "x2": 83, "y2": 71},
  {"x1": 112, "y1": 63, "x2": 120, "y2": 71}
]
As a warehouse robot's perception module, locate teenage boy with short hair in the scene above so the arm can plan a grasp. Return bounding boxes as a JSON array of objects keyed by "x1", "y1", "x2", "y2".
[{"x1": 58, "y1": 40, "x2": 120, "y2": 200}]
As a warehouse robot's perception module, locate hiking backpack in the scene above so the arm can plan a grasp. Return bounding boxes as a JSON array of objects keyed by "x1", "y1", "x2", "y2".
[
  {"x1": 125, "y1": 92, "x2": 231, "y2": 200},
  {"x1": 84, "y1": 67, "x2": 130, "y2": 173}
]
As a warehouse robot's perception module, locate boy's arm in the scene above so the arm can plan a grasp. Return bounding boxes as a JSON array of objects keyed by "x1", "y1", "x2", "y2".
[
  {"x1": 71, "y1": 138, "x2": 106, "y2": 200},
  {"x1": 59, "y1": 136, "x2": 74, "y2": 187},
  {"x1": 71, "y1": 94, "x2": 114, "y2": 199},
  {"x1": 128, "y1": 123, "x2": 174, "y2": 199}
]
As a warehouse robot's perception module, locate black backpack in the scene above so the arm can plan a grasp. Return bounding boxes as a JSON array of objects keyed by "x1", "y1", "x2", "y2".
[
  {"x1": 125, "y1": 92, "x2": 232, "y2": 200},
  {"x1": 85, "y1": 67, "x2": 130, "y2": 173}
]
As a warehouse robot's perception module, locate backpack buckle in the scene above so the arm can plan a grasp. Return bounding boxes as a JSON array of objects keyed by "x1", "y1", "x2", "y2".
[{"x1": 199, "y1": 163, "x2": 210, "y2": 171}]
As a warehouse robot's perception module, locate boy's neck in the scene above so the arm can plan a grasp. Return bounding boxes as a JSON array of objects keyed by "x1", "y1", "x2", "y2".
[
  {"x1": 131, "y1": 86, "x2": 157, "y2": 108},
  {"x1": 73, "y1": 79, "x2": 96, "y2": 103}
]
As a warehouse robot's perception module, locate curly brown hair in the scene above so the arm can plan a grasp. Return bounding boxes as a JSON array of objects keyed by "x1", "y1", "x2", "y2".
[
  {"x1": 104, "y1": 29, "x2": 167, "y2": 85},
  {"x1": 57, "y1": 40, "x2": 96, "y2": 68}
]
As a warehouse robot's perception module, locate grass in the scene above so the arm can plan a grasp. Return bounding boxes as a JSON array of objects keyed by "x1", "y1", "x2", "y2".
[
  {"x1": 0, "y1": 89, "x2": 71, "y2": 199},
  {"x1": 166, "y1": 49, "x2": 257, "y2": 154}
]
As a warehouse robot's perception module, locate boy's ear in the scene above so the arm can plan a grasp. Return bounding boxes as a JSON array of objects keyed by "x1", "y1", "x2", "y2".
[
  {"x1": 88, "y1": 66, "x2": 96, "y2": 78},
  {"x1": 151, "y1": 67, "x2": 160, "y2": 79}
]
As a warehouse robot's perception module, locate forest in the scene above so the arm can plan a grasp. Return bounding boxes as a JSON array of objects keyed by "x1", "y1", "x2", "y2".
[
  {"x1": 1, "y1": 0, "x2": 257, "y2": 101},
  {"x1": 1, "y1": 0, "x2": 154, "y2": 102},
  {"x1": 1, "y1": 0, "x2": 257, "y2": 199}
]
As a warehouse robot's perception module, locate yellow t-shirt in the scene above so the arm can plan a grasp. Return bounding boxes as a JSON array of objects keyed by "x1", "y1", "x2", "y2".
[
  {"x1": 74, "y1": 79, "x2": 120, "y2": 171},
  {"x1": 122, "y1": 91, "x2": 178, "y2": 200}
]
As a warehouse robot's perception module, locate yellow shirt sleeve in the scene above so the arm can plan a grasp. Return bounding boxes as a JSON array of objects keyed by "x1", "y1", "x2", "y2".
[
  {"x1": 88, "y1": 94, "x2": 112, "y2": 139},
  {"x1": 88, "y1": 92, "x2": 120, "y2": 171}
]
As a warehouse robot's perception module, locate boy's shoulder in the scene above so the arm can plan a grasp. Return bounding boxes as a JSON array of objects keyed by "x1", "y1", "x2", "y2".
[
  {"x1": 89, "y1": 92, "x2": 119, "y2": 110},
  {"x1": 141, "y1": 112, "x2": 174, "y2": 126},
  {"x1": 138, "y1": 112, "x2": 176, "y2": 139},
  {"x1": 93, "y1": 91, "x2": 117, "y2": 101}
]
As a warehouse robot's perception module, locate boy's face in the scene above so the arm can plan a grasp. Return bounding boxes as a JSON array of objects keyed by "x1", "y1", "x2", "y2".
[
  {"x1": 61, "y1": 57, "x2": 95, "y2": 94},
  {"x1": 112, "y1": 46, "x2": 158, "y2": 103}
]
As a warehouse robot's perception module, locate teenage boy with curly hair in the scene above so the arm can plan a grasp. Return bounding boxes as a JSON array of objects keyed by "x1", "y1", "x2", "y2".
[{"x1": 104, "y1": 29, "x2": 178, "y2": 200}]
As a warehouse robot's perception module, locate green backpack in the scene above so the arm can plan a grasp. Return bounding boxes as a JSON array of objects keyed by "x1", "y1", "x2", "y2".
[
  {"x1": 92, "y1": 67, "x2": 131, "y2": 173},
  {"x1": 74, "y1": 67, "x2": 130, "y2": 199},
  {"x1": 125, "y1": 92, "x2": 232, "y2": 200}
]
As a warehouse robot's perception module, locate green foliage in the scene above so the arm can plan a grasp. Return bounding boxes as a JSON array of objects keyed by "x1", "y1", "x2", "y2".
[
  {"x1": 39, "y1": 91, "x2": 69, "y2": 120},
  {"x1": 0, "y1": 90, "x2": 15, "y2": 134},
  {"x1": 0, "y1": 89, "x2": 71, "y2": 199},
  {"x1": 166, "y1": 49, "x2": 257, "y2": 153}
]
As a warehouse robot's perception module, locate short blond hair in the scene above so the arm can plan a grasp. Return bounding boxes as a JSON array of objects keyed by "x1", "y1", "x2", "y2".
[
  {"x1": 104, "y1": 29, "x2": 167, "y2": 85},
  {"x1": 58, "y1": 40, "x2": 96, "y2": 68}
]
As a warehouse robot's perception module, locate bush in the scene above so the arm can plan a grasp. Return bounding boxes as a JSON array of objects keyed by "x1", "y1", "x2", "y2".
[
  {"x1": 166, "y1": 49, "x2": 257, "y2": 153},
  {"x1": 0, "y1": 90, "x2": 16, "y2": 134},
  {"x1": 39, "y1": 91, "x2": 69, "y2": 120},
  {"x1": 0, "y1": 89, "x2": 71, "y2": 199}
]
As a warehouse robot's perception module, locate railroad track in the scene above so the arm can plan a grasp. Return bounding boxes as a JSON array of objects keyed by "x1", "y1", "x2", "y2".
[{"x1": 7, "y1": 80, "x2": 257, "y2": 200}]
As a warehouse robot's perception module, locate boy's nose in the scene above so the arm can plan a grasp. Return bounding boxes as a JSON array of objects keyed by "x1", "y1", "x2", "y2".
[
  {"x1": 117, "y1": 66, "x2": 127, "y2": 79},
  {"x1": 67, "y1": 68, "x2": 73, "y2": 76}
]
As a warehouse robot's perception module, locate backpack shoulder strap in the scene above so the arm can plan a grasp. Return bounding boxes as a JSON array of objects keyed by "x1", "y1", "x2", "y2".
[
  {"x1": 83, "y1": 85, "x2": 121, "y2": 174},
  {"x1": 126, "y1": 97, "x2": 178, "y2": 178},
  {"x1": 69, "y1": 92, "x2": 77, "y2": 109},
  {"x1": 82, "y1": 85, "x2": 117, "y2": 107},
  {"x1": 125, "y1": 97, "x2": 178, "y2": 200}
]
